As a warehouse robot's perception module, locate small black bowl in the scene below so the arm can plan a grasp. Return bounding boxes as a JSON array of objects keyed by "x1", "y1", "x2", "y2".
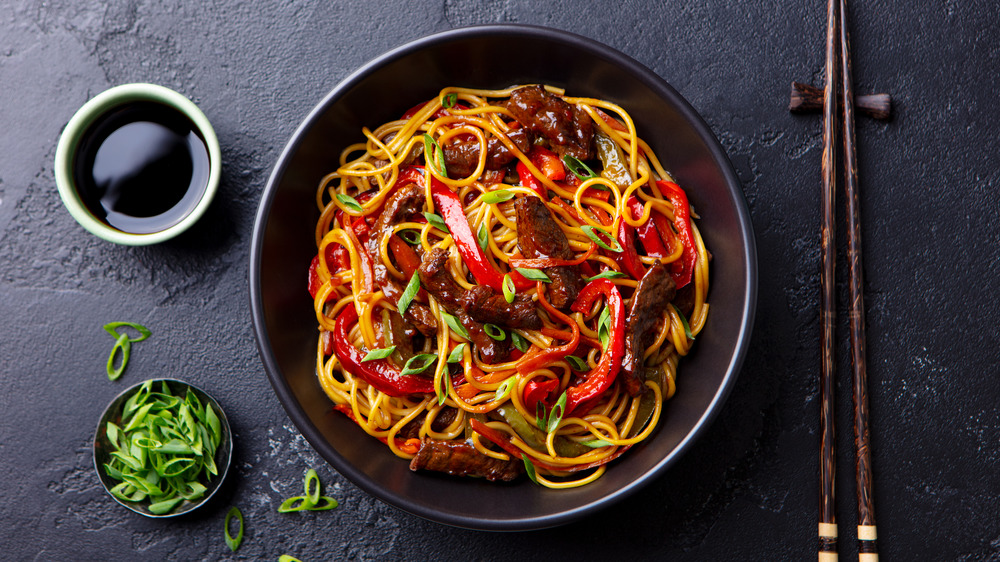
[
  {"x1": 250, "y1": 24, "x2": 756, "y2": 530},
  {"x1": 93, "y1": 379, "x2": 233, "y2": 518}
]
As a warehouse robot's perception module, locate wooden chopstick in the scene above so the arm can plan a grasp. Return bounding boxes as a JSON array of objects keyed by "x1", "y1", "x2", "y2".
[
  {"x1": 817, "y1": 0, "x2": 839, "y2": 559},
  {"x1": 838, "y1": 0, "x2": 879, "y2": 560}
]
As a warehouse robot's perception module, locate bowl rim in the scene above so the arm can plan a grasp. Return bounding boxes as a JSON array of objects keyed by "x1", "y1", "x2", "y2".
[
  {"x1": 92, "y1": 378, "x2": 233, "y2": 518},
  {"x1": 53, "y1": 82, "x2": 222, "y2": 246},
  {"x1": 250, "y1": 23, "x2": 757, "y2": 530}
]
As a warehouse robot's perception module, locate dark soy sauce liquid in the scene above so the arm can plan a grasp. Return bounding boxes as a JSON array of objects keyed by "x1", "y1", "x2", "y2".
[{"x1": 74, "y1": 101, "x2": 210, "y2": 234}]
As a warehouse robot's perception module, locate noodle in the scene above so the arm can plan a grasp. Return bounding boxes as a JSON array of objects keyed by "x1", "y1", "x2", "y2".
[{"x1": 307, "y1": 86, "x2": 709, "y2": 488}]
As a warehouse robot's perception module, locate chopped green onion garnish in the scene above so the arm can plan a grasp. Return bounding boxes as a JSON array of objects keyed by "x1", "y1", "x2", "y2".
[
  {"x1": 581, "y1": 225, "x2": 623, "y2": 253},
  {"x1": 279, "y1": 556, "x2": 304, "y2": 562},
  {"x1": 278, "y1": 470, "x2": 339, "y2": 513},
  {"x1": 514, "y1": 267, "x2": 551, "y2": 282},
  {"x1": 495, "y1": 376, "x2": 515, "y2": 401},
  {"x1": 400, "y1": 354, "x2": 438, "y2": 377},
  {"x1": 362, "y1": 346, "x2": 396, "y2": 362},
  {"x1": 535, "y1": 401, "x2": 548, "y2": 432},
  {"x1": 441, "y1": 92, "x2": 458, "y2": 109},
  {"x1": 481, "y1": 189, "x2": 515, "y2": 205},
  {"x1": 598, "y1": 307, "x2": 611, "y2": 350},
  {"x1": 436, "y1": 373, "x2": 449, "y2": 406},
  {"x1": 585, "y1": 270, "x2": 627, "y2": 281},
  {"x1": 100, "y1": 381, "x2": 225, "y2": 515},
  {"x1": 672, "y1": 304, "x2": 695, "y2": 341},
  {"x1": 277, "y1": 495, "x2": 309, "y2": 513},
  {"x1": 397, "y1": 274, "x2": 421, "y2": 316},
  {"x1": 304, "y1": 469, "x2": 321, "y2": 505},
  {"x1": 502, "y1": 274, "x2": 515, "y2": 304},
  {"x1": 562, "y1": 154, "x2": 597, "y2": 180},
  {"x1": 546, "y1": 391, "x2": 568, "y2": 433},
  {"x1": 441, "y1": 311, "x2": 469, "y2": 339},
  {"x1": 422, "y1": 212, "x2": 450, "y2": 234},
  {"x1": 398, "y1": 229, "x2": 421, "y2": 245},
  {"x1": 103, "y1": 322, "x2": 151, "y2": 381},
  {"x1": 106, "y1": 333, "x2": 131, "y2": 381},
  {"x1": 103, "y1": 321, "x2": 151, "y2": 342},
  {"x1": 581, "y1": 438, "x2": 614, "y2": 448},
  {"x1": 422, "y1": 133, "x2": 448, "y2": 178},
  {"x1": 565, "y1": 355, "x2": 588, "y2": 372},
  {"x1": 476, "y1": 221, "x2": 489, "y2": 252},
  {"x1": 224, "y1": 506, "x2": 243, "y2": 551},
  {"x1": 511, "y1": 331, "x2": 531, "y2": 353},
  {"x1": 446, "y1": 343, "x2": 466, "y2": 364},
  {"x1": 483, "y1": 323, "x2": 506, "y2": 341},
  {"x1": 335, "y1": 193, "x2": 364, "y2": 214},
  {"x1": 522, "y1": 455, "x2": 539, "y2": 485}
]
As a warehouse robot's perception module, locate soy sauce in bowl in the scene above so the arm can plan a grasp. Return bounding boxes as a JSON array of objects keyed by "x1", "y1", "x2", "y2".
[{"x1": 73, "y1": 102, "x2": 211, "y2": 235}]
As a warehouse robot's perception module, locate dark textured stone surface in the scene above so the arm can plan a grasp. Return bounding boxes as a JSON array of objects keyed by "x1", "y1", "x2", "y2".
[{"x1": 2, "y1": 0, "x2": 998, "y2": 559}]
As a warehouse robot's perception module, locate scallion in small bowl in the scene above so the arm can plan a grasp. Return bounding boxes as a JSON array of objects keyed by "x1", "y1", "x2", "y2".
[{"x1": 93, "y1": 379, "x2": 233, "y2": 518}]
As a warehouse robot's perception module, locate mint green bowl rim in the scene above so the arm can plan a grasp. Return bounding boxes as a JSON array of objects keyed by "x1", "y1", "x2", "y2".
[{"x1": 53, "y1": 83, "x2": 221, "y2": 246}]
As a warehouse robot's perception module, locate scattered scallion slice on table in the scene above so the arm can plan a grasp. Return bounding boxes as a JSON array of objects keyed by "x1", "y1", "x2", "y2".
[
  {"x1": 278, "y1": 469, "x2": 339, "y2": 513},
  {"x1": 103, "y1": 321, "x2": 151, "y2": 381}
]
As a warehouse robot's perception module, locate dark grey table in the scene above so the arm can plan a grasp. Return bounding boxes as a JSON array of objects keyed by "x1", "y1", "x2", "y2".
[{"x1": 3, "y1": 1, "x2": 998, "y2": 560}]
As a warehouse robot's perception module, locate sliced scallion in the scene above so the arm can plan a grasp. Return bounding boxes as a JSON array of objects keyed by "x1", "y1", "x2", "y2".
[
  {"x1": 400, "y1": 354, "x2": 438, "y2": 377},
  {"x1": 495, "y1": 376, "x2": 515, "y2": 401},
  {"x1": 510, "y1": 331, "x2": 531, "y2": 353},
  {"x1": 483, "y1": 323, "x2": 506, "y2": 341},
  {"x1": 522, "y1": 455, "x2": 540, "y2": 485},
  {"x1": 562, "y1": 154, "x2": 597, "y2": 180},
  {"x1": 546, "y1": 391, "x2": 568, "y2": 433},
  {"x1": 397, "y1": 274, "x2": 421, "y2": 316},
  {"x1": 422, "y1": 212, "x2": 450, "y2": 234},
  {"x1": 672, "y1": 304, "x2": 695, "y2": 341},
  {"x1": 362, "y1": 346, "x2": 396, "y2": 362},
  {"x1": 224, "y1": 506, "x2": 244, "y2": 551},
  {"x1": 440, "y1": 311, "x2": 469, "y2": 339},
  {"x1": 514, "y1": 267, "x2": 551, "y2": 283},
  {"x1": 481, "y1": 189, "x2": 515, "y2": 205},
  {"x1": 335, "y1": 193, "x2": 364, "y2": 214},
  {"x1": 476, "y1": 221, "x2": 489, "y2": 252},
  {"x1": 446, "y1": 343, "x2": 466, "y2": 364},
  {"x1": 398, "y1": 229, "x2": 421, "y2": 245},
  {"x1": 441, "y1": 92, "x2": 458, "y2": 109},
  {"x1": 581, "y1": 225, "x2": 623, "y2": 253},
  {"x1": 585, "y1": 270, "x2": 627, "y2": 281},
  {"x1": 502, "y1": 274, "x2": 515, "y2": 304},
  {"x1": 422, "y1": 133, "x2": 448, "y2": 178},
  {"x1": 565, "y1": 355, "x2": 588, "y2": 372}
]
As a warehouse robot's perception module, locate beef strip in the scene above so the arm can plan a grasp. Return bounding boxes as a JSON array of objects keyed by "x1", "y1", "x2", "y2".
[
  {"x1": 463, "y1": 285, "x2": 542, "y2": 330},
  {"x1": 622, "y1": 264, "x2": 677, "y2": 397},
  {"x1": 366, "y1": 182, "x2": 438, "y2": 336},
  {"x1": 443, "y1": 127, "x2": 532, "y2": 178},
  {"x1": 504, "y1": 85, "x2": 595, "y2": 160},
  {"x1": 514, "y1": 196, "x2": 585, "y2": 309},
  {"x1": 417, "y1": 248, "x2": 520, "y2": 364},
  {"x1": 409, "y1": 438, "x2": 524, "y2": 482}
]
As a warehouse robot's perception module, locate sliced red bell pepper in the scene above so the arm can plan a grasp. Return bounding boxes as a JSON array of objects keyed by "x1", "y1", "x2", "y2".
[
  {"x1": 331, "y1": 306, "x2": 436, "y2": 397},
  {"x1": 627, "y1": 197, "x2": 668, "y2": 257},
  {"x1": 426, "y1": 171, "x2": 534, "y2": 291},
  {"x1": 565, "y1": 278, "x2": 626, "y2": 416},
  {"x1": 523, "y1": 378, "x2": 558, "y2": 413},
  {"x1": 656, "y1": 181, "x2": 697, "y2": 289},
  {"x1": 308, "y1": 243, "x2": 350, "y2": 300},
  {"x1": 614, "y1": 217, "x2": 646, "y2": 281},
  {"x1": 516, "y1": 160, "x2": 547, "y2": 200}
]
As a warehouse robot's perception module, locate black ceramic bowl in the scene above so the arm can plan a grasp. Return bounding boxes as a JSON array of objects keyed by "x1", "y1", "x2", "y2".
[{"x1": 250, "y1": 24, "x2": 756, "y2": 531}]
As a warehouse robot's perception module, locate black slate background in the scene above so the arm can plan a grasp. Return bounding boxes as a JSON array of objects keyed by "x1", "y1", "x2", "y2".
[{"x1": 2, "y1": 0, "x2": 998, "y2": 560}]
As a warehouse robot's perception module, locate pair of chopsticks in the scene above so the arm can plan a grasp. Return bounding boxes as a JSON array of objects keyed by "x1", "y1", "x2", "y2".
[{"x1": 797, "y1": 0, "x2": 887, "y2": 560}]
